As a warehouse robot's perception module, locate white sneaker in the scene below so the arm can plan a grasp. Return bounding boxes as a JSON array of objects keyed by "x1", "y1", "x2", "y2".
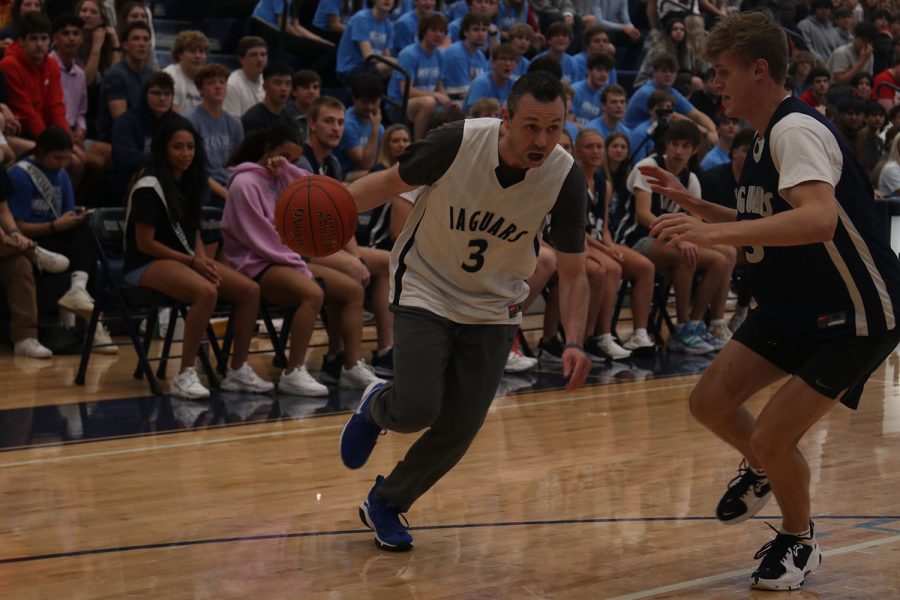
[
  {"x1": 28, "y1": 246, "x2": 70, "y2": 273},
  {"x1": 58, "y1": 287, "x2": 95, "y2": 319},
  {"x1": 729, "y1": 307, "x2": 748, "y2": 333},
  {"x1": 505, "y1": 349, "x2": 538, "y2": 373},
  {"x1": 221, "y1": 362, "x2": 275, "y2": 393},
  {"x1": 169, "y1": 367, "x2": 210, "y2": 399},
  {"x1": 279, "y1": 365, "x2": 329, "y2": 396},
  {"x1": 709, "y1": 319, "x2": 733, "y2": 343},
  {"x1": 92, "y1": 323, "x2": 118, "y2": 354},
  {"x1": 14, "y1": 337, "x2": 52, "y2": 358},
  {"x1": 339, "y1": 359, "x2": 385, "y2": 390},
  {"x1": 597, "y1": 334, "x2": 632, "y2": 360},
  {"x1": 623, "y1": 329, "x2": 655, "y2": 351}
]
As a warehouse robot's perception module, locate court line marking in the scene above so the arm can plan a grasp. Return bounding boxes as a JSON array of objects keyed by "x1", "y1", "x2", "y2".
[
  {"x1": 605, "y1": 531, "x2": 900, "y2": 600},
  {"x1": 0, "y1": 382, "x2": 697, "y2": 469},
  {"x1": 0, "y1": 515, "x2": 896, "y2": 567}
]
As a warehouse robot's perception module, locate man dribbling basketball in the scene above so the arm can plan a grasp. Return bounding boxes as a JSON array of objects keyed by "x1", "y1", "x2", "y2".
[{"x1": 339, "y1": 71, "x2": 593, "y2": 551}]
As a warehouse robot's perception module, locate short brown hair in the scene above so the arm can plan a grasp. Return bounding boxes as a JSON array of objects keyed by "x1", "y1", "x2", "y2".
[
  {"x1": 171, "y1": 30, "x2": 209, "y2": 61},
  {"x1": 194, "y1": 63, "x2": 231, "y2": 89},
  {"x1": 469, "y1": 97, "x2": 501, "y2": 117},
  {"x1": 146, "y1": 71, "x2": 175, "y2": 93},
  {"x1": 418, "y1": 13, "x2": 448, "y2": 41},
  {"x1": 491, "y1": 43, "x2": 518, "y2": 62},
  {"x1": 236, "y1": 35, "x2": 266, "y2": 58},
  {"x1": 508, "y1": 23, "x2": 534, "y2": 42},
  {"x1": 309, "y1": 96, "x2": 345, "y2": 122},
  {"x1": 705, "y1": 11, "x2": 788, "y2": 85}
]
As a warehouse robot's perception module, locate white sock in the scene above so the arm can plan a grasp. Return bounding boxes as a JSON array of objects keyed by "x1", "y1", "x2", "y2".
[
  {"x1": 59, "y1": 309, "x2": 76, "y2": 329},
  {"x1": 375, "y1": 347, "x2": 391, "y2": 358},
  {"x1": 734, "y1": 305, "x2": 749, "y2": 317},
  {"x1": 598, "y1": 333, "x2": 613, "y2": 343},
  {"x1": 633, "y1": 328, "x2": 648, "y2": 337},
  {"x1": 710, "y1": 318, "x2": 726, "y2": 328},
  {"x1": 70, "y1": 270, "x2": 88, "y2": 290},
  {"x1": 782, "y1": 525, "x2": 813, "y2": 540}
]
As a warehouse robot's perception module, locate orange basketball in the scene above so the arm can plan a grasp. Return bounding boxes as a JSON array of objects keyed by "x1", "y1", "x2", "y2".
[{"x1": 274, "y1": 175, "x2": 358, "y2": 258}]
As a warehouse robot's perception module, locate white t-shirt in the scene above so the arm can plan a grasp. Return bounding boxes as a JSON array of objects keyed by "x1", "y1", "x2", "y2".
[
  {"x1": 769, "y1": 112, "x2": 843, "y2": 193},
  {"x1": 879, "y1": 161, "x2": 900, "y2": 195},
  {"x1": 163, "y1": 63, "x2": 202, "y2": 113},
  {"x1": 223, "y1": 70, "x2": 265, "y2": 118},
  {"x1": 627, "y1": 155, "x2": 701, "y2": 199}
]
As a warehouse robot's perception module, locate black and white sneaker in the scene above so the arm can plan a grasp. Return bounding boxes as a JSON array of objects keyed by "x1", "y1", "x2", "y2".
[
  {"x1": 716, "y1": 459, "x2": 772, "y2": 524},
  {"x1": 537, "y1": 336, "x2": 564, "y2": 364},
  {"x1": 750, "y1": 522, "x2": 821, "y2": 591}
]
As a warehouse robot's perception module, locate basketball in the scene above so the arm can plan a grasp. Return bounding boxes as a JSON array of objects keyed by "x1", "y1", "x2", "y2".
[{"x1": 274, "y1": 175, "x2": 358, "y2": 258}]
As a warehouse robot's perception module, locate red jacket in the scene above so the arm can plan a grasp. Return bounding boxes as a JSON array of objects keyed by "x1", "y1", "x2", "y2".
[{"x1": 0, "y1": 41, "x2": 69, "y2": 138}]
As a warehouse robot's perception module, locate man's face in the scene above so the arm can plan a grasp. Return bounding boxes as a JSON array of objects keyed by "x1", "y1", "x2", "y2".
[
  {"x1": 492, "y1": 55, "x2": 516, "y2": 80},
  {"x1": 854, "y1": 77, "x2": 871, "y2": 98},
  {"x1": 866, "y1": 112, "x2": 885, "y2": 130},
  {"x1": 311, "y1": 105, "x2": 345, "y2": 149},
  {"x1": 354, "y1": 96, "x2": 379, "y2": 120},
  {"x1": 466, "y1": 23, "x2": 488, "y2": 46},
  {"x1": 712, "y1": 51, "x2": 761, "y2": 118},
  {"x1": 200, "y1": 76, "x2": 227, "y2": 104},
  {"x1": 180, "y1": 45, "x2": 208, "y2": 74},
  {"x1": 588, "y1": 66, "x2": 609, "y2": 89},
  {"x1": 548, "y1": 33, "x2": 571, "y2": 53},
  {"x1": 41, "y1": 149, "x2": 72, "y2": 171},
  {"x1": 837, "y1": 14, "x2": 853, "y2": 31},
  {"x1": 241, "y1": 46, "x2": 268, "y2": 77},
  {"x1": 718, "y1": 117, "x2": 740, "y2": 141},
  {"x1": 502, "y1": 94, "x2": 565, "y2": 168},
  {"x1": 812, "y1": 75, "x2": 830, "y2": 96},
  {"x1": 422, "y1": 27, "x2": 445, "y2": 48},
  {"x1": 294, "y1": 82, "x2": 320, "y2": 108},
  {"x1": 652, "y1": 101, "x2": 673, "y2": 121},
  {"x1": 841, "y1": 109, "x2": 863, "y2": 130},
  {"x1": 509, "y1": 34, "x2": 530, "y2": 55},
  {"x1": 652, "y1": 66, "x2": 677, "y2": 89},
  {"x1": 814, "y1": 7, "x2": 832, "y2": 21},
  {"x1": 471, "y1": 0, "x2": 497, "y2": 16},
  {"x1": 586, "y1": 32, "x2": 612, "y2": 56},
  {"x1": 264, "y1": 74, "x2": 292, "y2": 105},
  {"x1": 124, "y1": 29, "x2": 151, "y2": 63},
  {"x1": 52, "y1": 25, "x2": 82, "y2": 57},
  {"x1": 374, "y1": 0, "x2": 395, "y2": 13},
  {"x1": 147, "y1": 85, "x2": 174, "y2": 116},
  {"x1": 665, "y1": 138, "x2": 697, "y2": 173},
  {"x1": 603, "y1": 93, "x2": 626, "y2": 120},
  {"x1": 22, "y1": 32, "x2": 49, "y2": 64},
  {"x1": 413, "y1": 0, "x2": 435, "y2": 12},
  {"x1": 731, "y1": 143, "x2": 750, "y2": 175}
]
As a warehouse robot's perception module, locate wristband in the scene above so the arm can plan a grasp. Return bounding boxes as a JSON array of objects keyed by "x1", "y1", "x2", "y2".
[{"x1": 563, "y1": 342, "x2": 583, "y2": 351}]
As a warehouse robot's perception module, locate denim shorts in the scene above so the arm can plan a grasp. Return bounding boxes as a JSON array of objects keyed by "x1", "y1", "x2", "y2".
[{"x1": 124, "y1": 263, "x2": 151, "y2": 287}]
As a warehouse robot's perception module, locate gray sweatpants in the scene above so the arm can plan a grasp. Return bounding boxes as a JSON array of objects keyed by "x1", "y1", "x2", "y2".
[{"x1": 368, "y1": 306, "x2": 517, "y2": 512}]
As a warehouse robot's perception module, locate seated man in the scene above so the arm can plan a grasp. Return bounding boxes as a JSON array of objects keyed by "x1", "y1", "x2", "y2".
[
  {"x1": 571, "y1": 53, "x2": 614, "y2": 125},
  {"x1": 628, "y1": 90, "x2": 674, "y2": 164},
  {"x1": 108, "y1": 72, "x2": 182, "y2": 207},
  {"x1": 586, "y1": 83, "x2": 630, "y2": 139},
  {"x1": 441, "y1": 12, "x2": 490, "y2": 101},
  {"x1": 96, "y1": 21, "x2": 153, "y2": 144},
  {"x1": 163, "y1": 30, "x2": 210, "y2": 113},
  {"x1": 299, "y1": 96, "x2": 346, "y2": 180},
  {"x1": 7, "y1": 126, "x2": 115, "y2": 353},
  {"x1": 388, "y1": 13, "x2": 458, "y2": 139},
  {"x1": 615, "y1": 121, "x2": 735, "y2": 353},
  {"x1": 532, "y1": 21, "x2": 580, "y2": 83},
  {"x1": 241, "y1": 64, "x2": 301, "y2": 141},
  {"x1": 335, "y1": 74, "x2": 385, "y2": 181},
  {"x1": 284, "y1": 69, "x2": 321, "y2": 143},
  {"x1": 335, "y1": 0, "x2": 397, "y2": 84},
  {"x1": 700, "y1": 112, "x2": 741, "y2": 172},
  {"x1": 393, "y1": 0, "x2": 437, "y2": 54},
  {"x1": 186, "y1": 64, "x2": 245, "y2": 204},
  {"x1": 462, "y1": 42, "x2": 517, "y2": 115},
  {"x1": 224, "y1": 36, "x2": 268, "y2": 118}
]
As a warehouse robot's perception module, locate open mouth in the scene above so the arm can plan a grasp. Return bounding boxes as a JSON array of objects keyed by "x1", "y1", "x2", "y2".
[{"x1": 527, "y1": 152, "x2": 544, "y2": 162}]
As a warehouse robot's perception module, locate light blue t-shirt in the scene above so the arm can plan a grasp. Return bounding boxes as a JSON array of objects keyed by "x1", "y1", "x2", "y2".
[
  {"x1": 623, "y1": 81, "x2": 695, "y2": 129},
  {"x1": 445, "y1": 0, "x2": 469, "y2": 21},
  {"x1": 185, "y1": 106, "x2": 245, "y2": 186},
  {"x1": 513, "y1": 55, "x2": 530, "y2": 81},
  {"x1": 389, "y1": 43, "x2": 443, "y2": 101},
  {"x1": 534, "y1": 50, "x2": 581, "y2": 84},
  {"x1": 441, "y1": 41, "x2": 489, "y2": 96},
  {"x1": 463, "y1": 73, "x2": 513, "y2": 113},
  {"x1": 8, "y1": 159, "x2": 75, "y2": 224},
  {"x1": 335, "y1": 106, "x2": 385, "y2": 174},
  {"x1": 312, "y1": 0, "x2": 349, "y2": 31},
  {"x1": 390, "y1": 0, "x2": 413, "y2": 20},
  {"x1": 571, "y1": 80, "x2": 606, "y2": 125},
  {"x1": 497, "y1": 1, "x2": 528, "y2": 30},
  {"x1": 448, "y1": 17, "x2": 502, "y2": 49},
  {"x1": 700, "y1": 144, "x2": 730, "y2": 172},
  {"x1": 572, "y1": 52, "x2": 619, "y2": 85},
  {"x1": 628, "y1": 119, "x2": 661, "y2": 165},
  {"x1": 393, "y1": 10, "x2": 420, "y2": 53},
  {"x1": 251, "y1": 0, "x2": 288, "y2": 27},
  {"x1": 585, "y1": 116, "x2": 631, "y2": 140},
  {"x1": 336, "y1": 9, "x2": 394, "y2": 74}
]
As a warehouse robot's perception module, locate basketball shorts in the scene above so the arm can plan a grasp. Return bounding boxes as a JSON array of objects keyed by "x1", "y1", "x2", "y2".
[{"x1": 732, "y1": 309, "x2": 900, "y2": 409}]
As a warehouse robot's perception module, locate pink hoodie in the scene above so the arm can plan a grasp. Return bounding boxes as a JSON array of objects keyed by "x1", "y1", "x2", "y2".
[{"x1": 222, "y1": 161, "x2": 314, "y2": 279}]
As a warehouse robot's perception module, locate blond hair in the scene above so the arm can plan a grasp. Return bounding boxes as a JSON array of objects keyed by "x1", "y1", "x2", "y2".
[
  {"x1": 171, "y1": 30, "x2": 210, "y2": 61},
  {"x1": 705, "y1": 12, "x2": 788, "y2": 84}
]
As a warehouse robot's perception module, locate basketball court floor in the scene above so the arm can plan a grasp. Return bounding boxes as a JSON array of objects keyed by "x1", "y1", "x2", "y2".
[{"x1": 2, "y1": 316, "x2": 900, "y2": 598}]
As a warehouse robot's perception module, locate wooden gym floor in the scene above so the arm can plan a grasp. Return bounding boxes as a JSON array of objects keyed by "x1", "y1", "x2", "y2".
[{"x1": 1, "y1": 316, "x2": 899, "y2": 598}]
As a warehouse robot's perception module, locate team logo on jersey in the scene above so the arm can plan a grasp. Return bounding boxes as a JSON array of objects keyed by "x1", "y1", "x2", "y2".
[
  {"x1": 752, "y1": 136, "x2": 765, "y2": 163},
  {"x1": 449, "y1": 206, "x2": 530, "y2": 243}
]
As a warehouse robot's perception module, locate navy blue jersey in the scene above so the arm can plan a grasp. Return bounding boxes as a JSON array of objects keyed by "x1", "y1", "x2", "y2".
[
  {"x1": 615, "y1": 154, "x2": 694, "y2": 248},
  {"x1": 737, "y1": 97, "x2": 900, "y2": 337},
  {"x1": 356, "y1": 164, "x2": 394, "y2": 250}
]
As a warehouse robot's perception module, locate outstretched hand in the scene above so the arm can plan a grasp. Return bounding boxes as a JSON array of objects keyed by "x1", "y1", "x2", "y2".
[
  {"x1": 650, "y1": 213, "x2": 718, "y2": 248},
  {"x1": 637, "y1": 164, "x2": 697, "y2": 210},
  {"x1": 562, "y1": 347, "x2": 592, "y2": 391}
]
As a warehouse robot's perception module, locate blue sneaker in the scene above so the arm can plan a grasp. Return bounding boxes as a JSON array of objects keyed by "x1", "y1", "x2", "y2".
[
  {"x1": 668, "y1": 323, "x2": 715, "y2": 355},
  {"x1": 359, "y1": 475, "x2": 413, "y2": 551},
  {"x1": 339, "y1": 381, "x2": 385, "y2": 469},
  {"x1": 691, "y1": 321, "x2": 727, "y2": 351}
]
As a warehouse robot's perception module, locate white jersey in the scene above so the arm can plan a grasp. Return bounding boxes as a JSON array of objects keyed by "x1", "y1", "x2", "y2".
[{"x1": 390, "y1": 118, "x2": 574, "y2": 324}]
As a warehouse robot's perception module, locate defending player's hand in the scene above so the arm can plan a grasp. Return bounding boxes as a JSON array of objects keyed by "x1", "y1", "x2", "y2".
[
  {"x1": 637, "y1": 165, "x2": 698, "y2": 210},
  {"x1": 562, "y1": 346, "x2": 591, "y2": 391},
  {"x1": 650, "y1": 213, "x2": 717, "y2": 249}
]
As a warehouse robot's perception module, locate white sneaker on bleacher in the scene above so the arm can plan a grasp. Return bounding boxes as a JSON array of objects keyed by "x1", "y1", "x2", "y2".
[{"x1": 14, "y1": 337, "x2": 52, "y2": 358}]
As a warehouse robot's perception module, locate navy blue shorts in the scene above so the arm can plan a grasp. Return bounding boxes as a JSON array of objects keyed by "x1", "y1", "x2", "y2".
[{"x1": 732, "y1": 309, "x2": 900, "y2": 409}]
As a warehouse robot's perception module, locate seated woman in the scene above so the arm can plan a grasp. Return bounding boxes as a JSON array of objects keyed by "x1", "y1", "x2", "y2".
[
  {"x1": 221, "y1": 128, "x2": 329, "y2": 396},
  {"x1": 8, "y1": 125, "x2": 116, "y2": 353},
  {"x1": 123, "y1": 120, "x2": 273, "y2": 398}
]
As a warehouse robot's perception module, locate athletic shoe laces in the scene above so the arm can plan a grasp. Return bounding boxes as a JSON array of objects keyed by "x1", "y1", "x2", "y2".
[
  {"x1": 727, "y1": 459, "x2": 765, "y2": 496},
  {"x1": 753, "y1": 523, "x2": 807, "y2": 573}
]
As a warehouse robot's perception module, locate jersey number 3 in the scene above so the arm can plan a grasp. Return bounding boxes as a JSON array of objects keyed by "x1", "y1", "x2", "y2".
[{"x1": 462, "y1": 239, "x2": 488, "y2": 273}]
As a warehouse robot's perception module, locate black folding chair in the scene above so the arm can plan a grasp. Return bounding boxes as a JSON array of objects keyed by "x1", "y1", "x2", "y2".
[{"x1": 74, "y1": 208, "x2": 219, "y2": 395}]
